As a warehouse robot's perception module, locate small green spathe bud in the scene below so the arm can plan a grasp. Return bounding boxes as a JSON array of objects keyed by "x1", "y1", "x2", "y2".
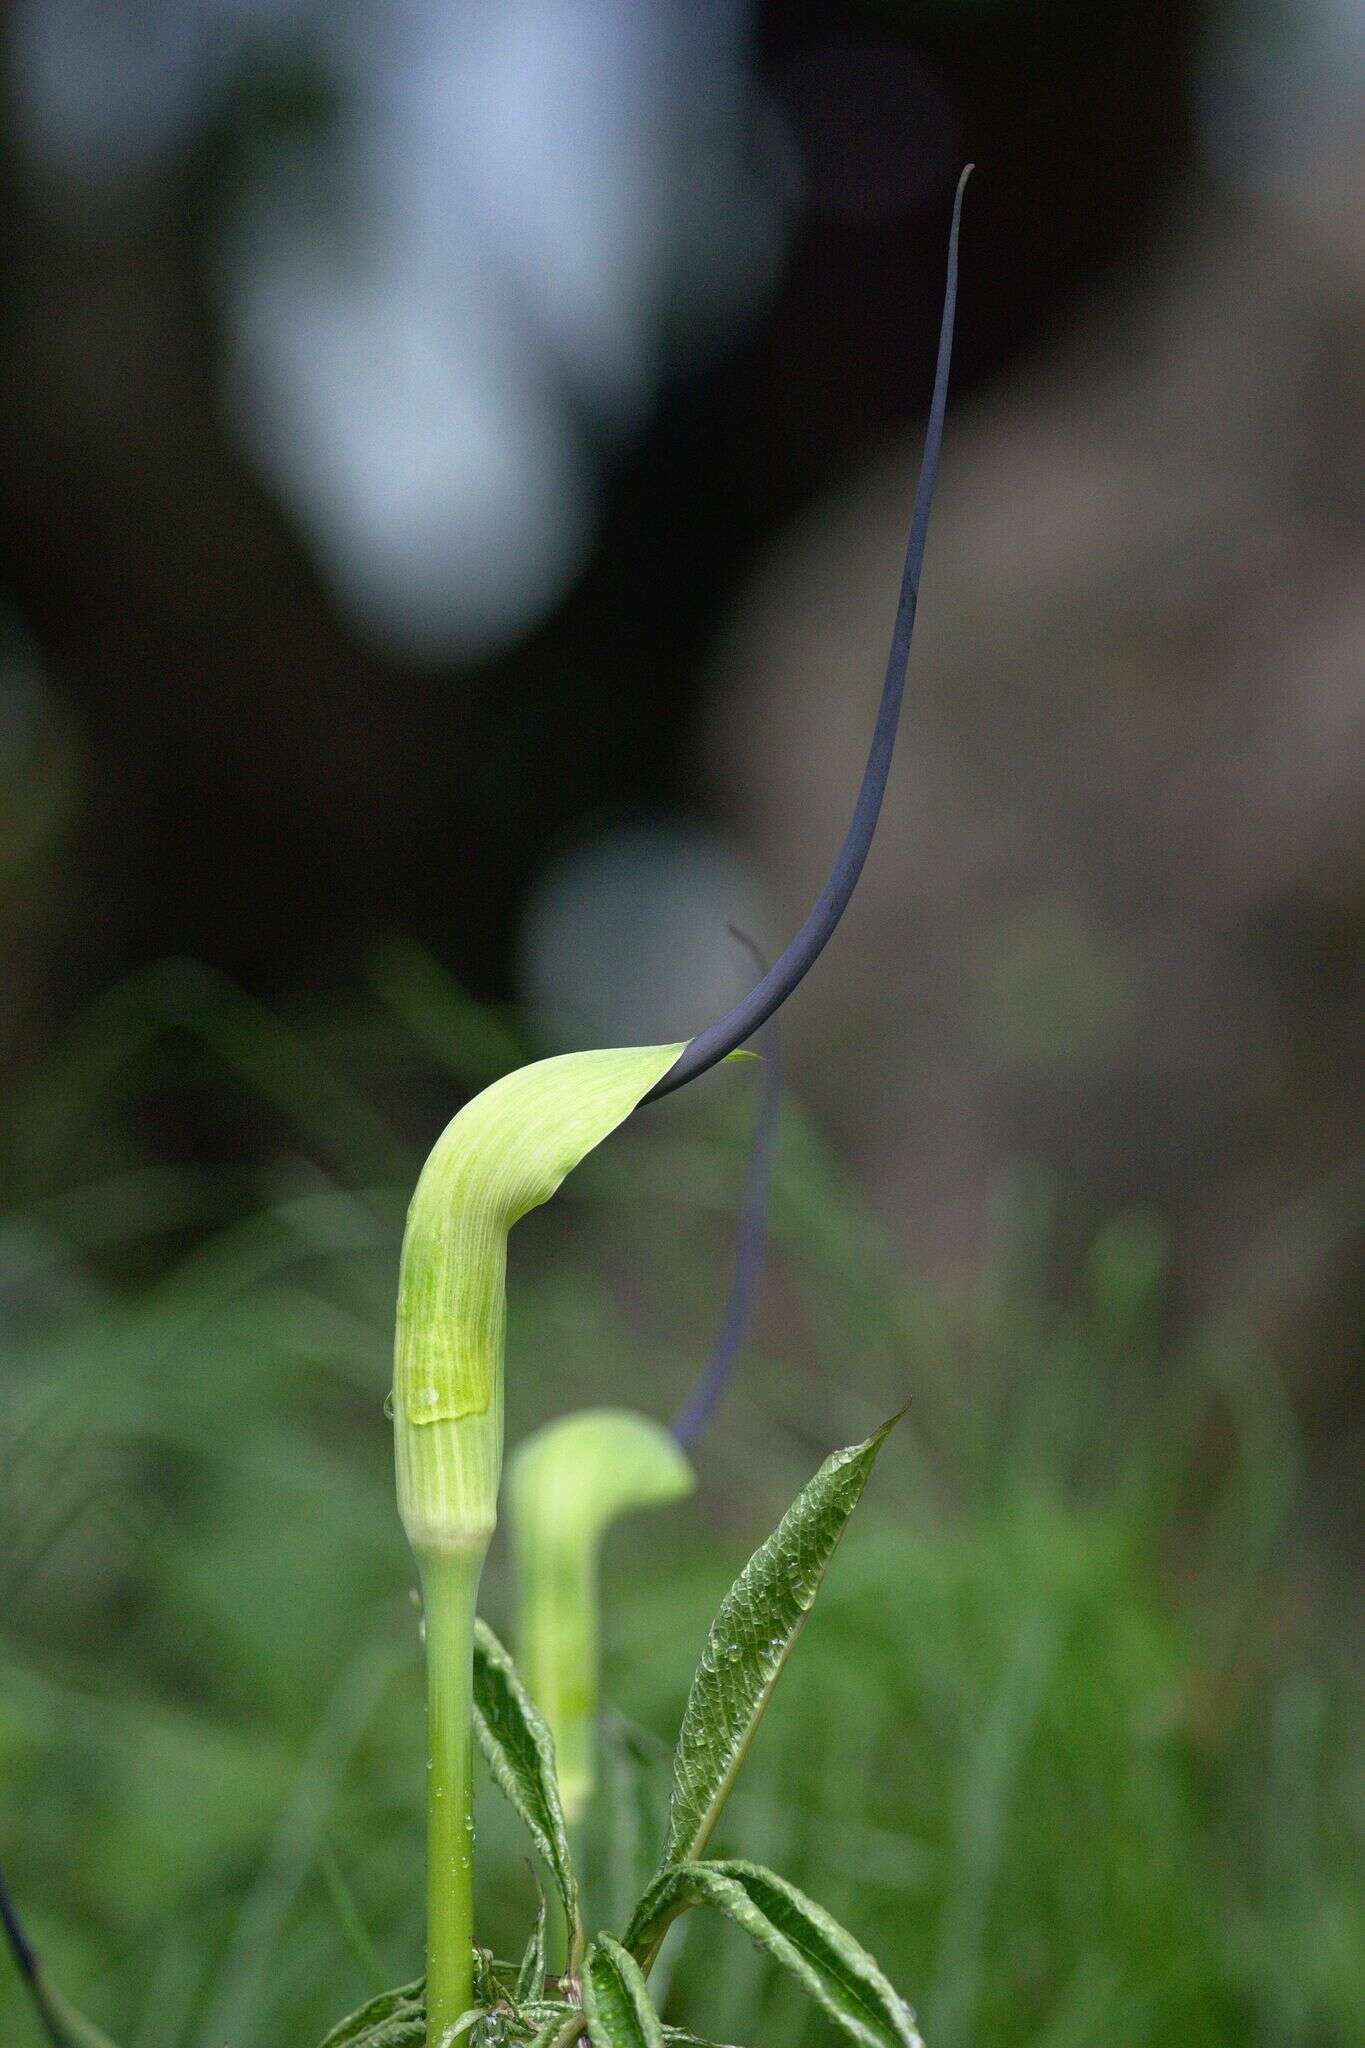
[{"x1": 510, "y1": 1408, "x2": 695, "y2": 1822}]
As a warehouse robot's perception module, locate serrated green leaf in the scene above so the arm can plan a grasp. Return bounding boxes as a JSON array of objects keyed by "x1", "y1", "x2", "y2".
[
  {"x1": 625, "y1": 1860, "x2": 920, "y2": 2048},
  {"x1": 473, "y1": 1618, "x2": 581, "y2": 1951},
  {"x1": 657, "y1": 1421, "x2": 897, "y2": 1875},
  {"x1": 316, "y1": 1978, "x2": 427, "y2": 2048},
  {"x1": 582, "y1": 1934, "x2": 665, "y2": 2048},
  {"x1": 516, "y1": 1883, "x2": 549, "y2": 2003}
]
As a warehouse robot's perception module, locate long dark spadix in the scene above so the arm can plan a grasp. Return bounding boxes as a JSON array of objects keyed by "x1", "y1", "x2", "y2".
[{"x1": 645, "y1": 164, "x2": 971, "y2": 1106}]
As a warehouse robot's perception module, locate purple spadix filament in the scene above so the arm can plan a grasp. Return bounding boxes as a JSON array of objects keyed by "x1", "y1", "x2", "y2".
[
  {"x1": 644, "y1": 164, "x2": 971, "y2": 1106},
  {"x1": 0, "y1": 1865, "x2": 37, "y2": 1988},
  {"x1": 671, "y1": 929, "x2": 782, "y2": 1450},
  {"x1": 0, "y1": 1862, "x2": 64, "y2": 2048}
]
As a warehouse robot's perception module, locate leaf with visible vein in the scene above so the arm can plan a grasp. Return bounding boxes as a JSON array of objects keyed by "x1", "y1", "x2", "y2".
[
  {"x1": 582, "y1": 1935, "x2": 665, "y2": 2048},
  {"x1": 316, "y1": 1978, "x2": 426, "y2": 2048},
  {"x1": 658, "y1": 1420, "x2": 897, "y2": 1875},
  {"x1": 626, "y1": 1860, "x2": 920, "y2": 2048},
  {"x1": 473, "y1": 1619, "x2": 580, "y2": 1945}
]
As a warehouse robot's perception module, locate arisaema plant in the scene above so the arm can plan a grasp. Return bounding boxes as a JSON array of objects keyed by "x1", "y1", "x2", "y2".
[
  {"x1": 0, "y1": 169, "x2": 969, "y2": 2048},
  {"x1": 508, "y1": 927, "x2": 780, "y2": 1870}
]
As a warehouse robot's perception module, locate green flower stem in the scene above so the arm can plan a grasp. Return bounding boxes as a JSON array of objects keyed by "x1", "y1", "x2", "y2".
[
  {"x1": 392, "y1": 1048, "x2": 684, "y2": 2043},
  {"x1": 420, "y1": 1546, "x2": 486, "y2": 2048},
  {"x1": 516, "y1": 1522, "x2": 597, "y2": 1835}
]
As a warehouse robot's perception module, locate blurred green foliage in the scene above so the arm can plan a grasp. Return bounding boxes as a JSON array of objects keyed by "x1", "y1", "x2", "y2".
[{"x1": 0, "y1": 955, "x2": 1359, "y2": 2047}]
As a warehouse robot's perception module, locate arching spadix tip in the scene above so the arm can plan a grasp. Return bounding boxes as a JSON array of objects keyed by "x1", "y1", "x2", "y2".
[
  {"x1": 643, "y1": 166, "x2": 970, "y2": 1105},
  {"x1": 509, "y1": 1408, "x2": 695, "y2": 1542}
]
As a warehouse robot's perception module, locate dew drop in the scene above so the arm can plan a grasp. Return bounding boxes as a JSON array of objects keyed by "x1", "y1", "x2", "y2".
[{"x1": 382, "y1": 1388, "x2": 395, "y2": 1419}]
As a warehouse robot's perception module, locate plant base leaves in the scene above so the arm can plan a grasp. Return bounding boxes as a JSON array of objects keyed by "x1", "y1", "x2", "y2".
[{"x1": 626, "y1": 1859, "x2": 921, "y2": 2048}]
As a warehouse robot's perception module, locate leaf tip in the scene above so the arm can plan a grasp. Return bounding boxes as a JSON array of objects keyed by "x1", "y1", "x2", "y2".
[{"x1": 872, "y1": 1404, "x2": 908, "y2": 1446}]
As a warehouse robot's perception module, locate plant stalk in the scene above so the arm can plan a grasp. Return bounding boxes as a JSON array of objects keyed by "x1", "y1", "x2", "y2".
[{"x1": 420, "y1": 1547, "x2": 486, "y2": 2048}]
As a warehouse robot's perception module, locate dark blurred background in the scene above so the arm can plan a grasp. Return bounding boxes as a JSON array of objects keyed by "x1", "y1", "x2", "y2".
[{"x1": 1, "y1": 3, "x2": 1361, "y2": 2045}]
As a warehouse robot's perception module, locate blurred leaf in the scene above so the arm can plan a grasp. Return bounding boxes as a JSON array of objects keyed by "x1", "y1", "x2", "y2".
[
  {"x1": 602, "y1": 1715, "x2": 671, "y2": 1933},
  {"x1": 193, "y1": 1641, "x2": 404, "y2": 2048},
  {"x1": 0, "y1": 1923, "x2": 122, "y2": 2048},
  {"x1": 625, "y1": 1860, "x2": 919, "y2": 2048},
  {"x1": 366, "y1": 939, "x2": 527, "y2": 1086},
  {"x1": 657, "y1": 1421, "x2": 897, "y2": 1879},
  {"x1": 582, "y1": 1935, "x2": 664, "y2": 2048},
  {"x1": 472, "y1": 1620, "x2": 580, "y2": 1948}
]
